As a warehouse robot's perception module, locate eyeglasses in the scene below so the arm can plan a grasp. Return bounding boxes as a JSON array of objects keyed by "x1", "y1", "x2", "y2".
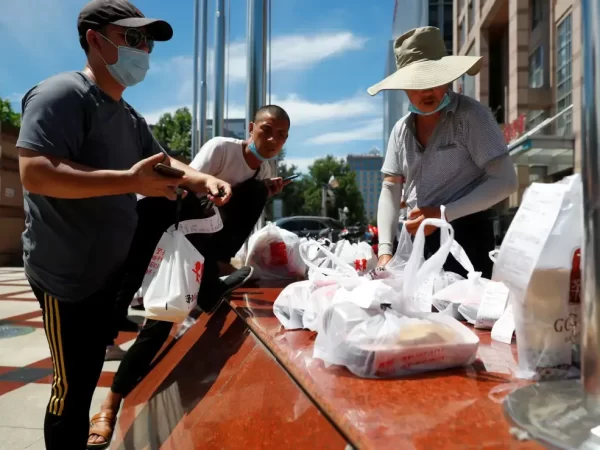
[{"x1": 116, "y1": 28, "x2": 155, "y2": 53}]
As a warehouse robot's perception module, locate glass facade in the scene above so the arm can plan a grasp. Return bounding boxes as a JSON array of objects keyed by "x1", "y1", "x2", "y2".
[
  {"x1": 347, "y1": 155, "x2": 384, "y2": 221},
  {"x1": 556, "y1": 14, "x2": 572, "y2": 135},
  {"x1": 529, "y1": 45, "x2": 544, "y2": 88}
]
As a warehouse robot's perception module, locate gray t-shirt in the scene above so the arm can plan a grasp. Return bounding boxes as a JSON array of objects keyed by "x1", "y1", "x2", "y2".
[
  {"x1": 17, "y1": 71, "x2": 164, "y2": 302},
  {"x1": 381, "y1": 91, "x2": 508, "y2": 211}
]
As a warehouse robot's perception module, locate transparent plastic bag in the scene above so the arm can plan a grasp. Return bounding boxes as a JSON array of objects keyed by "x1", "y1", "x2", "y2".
[
  {"x1": 314, "y1": 302, "x2": 479, "y2": 378},
  {"x1": 273, "y1": 274, "x2": 339, "y2": 330}
]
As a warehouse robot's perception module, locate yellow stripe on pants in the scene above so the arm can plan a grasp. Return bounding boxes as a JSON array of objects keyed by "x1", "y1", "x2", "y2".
[{"x1": 44, "y1": 294, "x2": 69, "y2": 416}]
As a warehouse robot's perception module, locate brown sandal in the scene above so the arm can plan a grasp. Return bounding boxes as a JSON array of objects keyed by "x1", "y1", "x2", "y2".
[{"x1": 87, "y1": 411, "x2": 116, "y2": 449}]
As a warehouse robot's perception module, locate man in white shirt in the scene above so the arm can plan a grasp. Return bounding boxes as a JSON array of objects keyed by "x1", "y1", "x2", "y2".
[
  {"x1": 187, "y1": 104, "x2": 291, "y2": 284},
  {"x1": 88, "y1": 105, "x2": 291, "y2": 448}
]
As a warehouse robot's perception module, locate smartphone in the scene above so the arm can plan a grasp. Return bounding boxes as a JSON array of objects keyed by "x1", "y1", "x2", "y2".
[
  {"x1": 283, "y1": 174, "x2": 300, "y2": 182},
  {"x1": 154, "y1": 163, "x2": 185, "y2": 178}
]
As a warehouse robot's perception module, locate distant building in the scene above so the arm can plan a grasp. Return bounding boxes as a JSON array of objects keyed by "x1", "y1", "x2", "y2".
[
  {"x1": 383, "y1": 0, "x2": 454, "y2": 153},
  {"x1": 206, "y1": 118, "x2": 246, "y2": 140},
  {"x1": 347, "y1": 148, "x2": 384, "y2": 221}
]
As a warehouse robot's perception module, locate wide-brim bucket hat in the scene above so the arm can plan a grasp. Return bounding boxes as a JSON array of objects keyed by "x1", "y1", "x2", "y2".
[{"x1": 367, "y1": 26, "x2": 482, "y2": 95}]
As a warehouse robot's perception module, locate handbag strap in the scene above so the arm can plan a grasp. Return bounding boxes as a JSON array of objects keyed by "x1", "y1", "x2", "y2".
[{"x1": 174, "y1": 188, "x2": 183, "y2": 230}]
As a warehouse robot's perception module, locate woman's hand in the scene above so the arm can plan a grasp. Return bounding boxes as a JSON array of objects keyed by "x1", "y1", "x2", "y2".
[
  {"x1": 377, "y1": 254, "x2": 393, "y2": 268},
  {"x1": 405, "y1": 206, "x2": 443, "y2": 236}
]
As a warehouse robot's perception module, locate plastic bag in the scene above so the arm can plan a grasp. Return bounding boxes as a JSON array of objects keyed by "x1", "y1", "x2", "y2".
[
  {"x1": 273, "y1": 280, "x2": 314, "y2": 329},
  {"x1": 493, "y1": 174, "x2": 582, "y2": 380},
  {"x1": 334, "y1": 240, "x2": 377, "y2": 274},
  {"x1": 142, "y1": 229, "x2": 204, "y2": 323},
  {"x1": 299, "y1": 239, "x2": 360, "y2": 281},
  {"x1": 244, "y1": 223, "x2": 306, "y2": 280},
  {"x1": 273, "y1": 275, "x2": 340, "y2": 330},
  {"x1": 314, "y1": 302, "x2": 479, "y2": 378}
]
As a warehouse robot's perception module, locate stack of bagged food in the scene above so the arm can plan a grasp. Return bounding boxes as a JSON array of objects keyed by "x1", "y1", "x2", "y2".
[{"x1": 272, "y1": 174, "x2": 584, "y2": 382}]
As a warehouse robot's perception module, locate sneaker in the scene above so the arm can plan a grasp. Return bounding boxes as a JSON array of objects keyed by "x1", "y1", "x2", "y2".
[
  {"x1": 197, "y1": 266, "x2": 254, "y2": 313},
  {"x1": 105, "y1": 345, "x2": 127, "y2": 361}
]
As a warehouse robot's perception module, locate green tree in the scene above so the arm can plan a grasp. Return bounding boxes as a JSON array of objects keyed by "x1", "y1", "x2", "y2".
[
  {"x1": 152, "y1": 107, "x2": 192, "y2": 157},
  {"x1": 0, "y1": 98, "x2": 21, "y2": 128},
  {"x1": 301, "y1": 155, "x2": 366, "y2": 224},
  {"x1": 265, "y1": 148, "x2": 308, "y2": 220}
]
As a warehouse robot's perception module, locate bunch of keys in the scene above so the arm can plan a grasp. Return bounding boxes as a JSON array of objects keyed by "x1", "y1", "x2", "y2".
[{"x1": 203, "y1": 187, "x2": 226, "y2": 209}]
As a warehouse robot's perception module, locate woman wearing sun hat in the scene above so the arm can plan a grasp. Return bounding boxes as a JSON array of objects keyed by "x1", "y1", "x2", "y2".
[{"x1": 372, "y1": 26, "x2": 518, "y2": 278}]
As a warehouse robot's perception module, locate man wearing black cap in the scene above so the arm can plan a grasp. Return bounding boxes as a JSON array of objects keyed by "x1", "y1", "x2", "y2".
[{"x1": 16, "y1": 1, "x2": 232, "y2": 449}]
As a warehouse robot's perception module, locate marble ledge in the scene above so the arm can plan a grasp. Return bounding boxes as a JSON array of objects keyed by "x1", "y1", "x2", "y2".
[{"x1": 228, "y1": 285, "x2": 544, "y2": 450}]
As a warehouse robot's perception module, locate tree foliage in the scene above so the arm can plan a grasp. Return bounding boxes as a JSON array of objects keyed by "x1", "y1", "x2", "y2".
[
  {"x1": 302, "y1": 156, "x2": 365, "y2": 224},
  {"x1": 0, "y1": 98, "x2": 21, "y2": 128},
  {"x1": 151, "y1": 107, "x2": 192, "y2": 157}
]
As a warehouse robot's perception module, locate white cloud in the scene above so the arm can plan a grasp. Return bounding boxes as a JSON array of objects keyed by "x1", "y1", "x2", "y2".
[
  {"x1": 142, "y1": 102, "x2": 246, "y2": 126},
  {"x1": 0, "y1": 0, "x2": 78, "y2": 56},
  {"x1": 284, "y1": 157, "x2": 316, "y2": 174},
  {"x1": 305, "y1": 118, "x2": 383, "y2": 145},
  {"x1": 142, "y1": 93, "x2": 378, "y2": 127},
  {"x1": 273, "y1": 94, "x2": 378, "y2": 126},
  {"x1": 152, "y1": 31, "x2": 367, "y2": 96}
]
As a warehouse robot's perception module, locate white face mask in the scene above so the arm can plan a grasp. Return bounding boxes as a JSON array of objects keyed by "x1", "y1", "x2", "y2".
[{"x1": 97, "y1": 34, "x2": 150, "y2": 87}]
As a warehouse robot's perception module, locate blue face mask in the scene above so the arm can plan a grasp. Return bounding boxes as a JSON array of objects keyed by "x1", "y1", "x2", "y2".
[
  {"x1": 248, "y1": 141, "x2": 278, "y2": 162},
  {"x1": 408, "y1": 94, "x2": 451, "y2": 116},
  {"x1": 98, "y1": 34, "x2": 150, "y2": 87}
]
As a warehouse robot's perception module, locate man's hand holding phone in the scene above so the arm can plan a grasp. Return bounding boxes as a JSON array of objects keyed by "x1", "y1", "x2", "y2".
[
  {"x1": 128, "y1": 153, "x2": 186, "y2": 200},
  {"x1": 265, "y1": 174, "x2": 298, "y2": 196}
]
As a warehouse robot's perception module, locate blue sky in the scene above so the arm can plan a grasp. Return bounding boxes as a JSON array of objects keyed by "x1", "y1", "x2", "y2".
[{"x1": 0, "y1": 0, "x2": 393, "y2": 172}]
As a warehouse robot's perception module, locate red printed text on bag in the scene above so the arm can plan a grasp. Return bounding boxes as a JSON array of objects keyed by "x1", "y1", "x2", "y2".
[
  {"x1": 270, "y1": 241, "x2": 289, "y2": 266},
  {"x1": 145, "y1": 247, "x2": 166, "y2": 275},
  {"x1": 570, "y1": 248, "x2": 581, "y2": 304},
  {"x1": 192, "y1": 261, "x2": 204, "y2": 283}
]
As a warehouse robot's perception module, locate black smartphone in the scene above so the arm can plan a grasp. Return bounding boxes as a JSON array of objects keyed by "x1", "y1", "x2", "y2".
[
  {"x1": 283, "y1": 174, "x2": 300, "y2": 182},
  {"x1": 154, "y1": 163, "x2": 185, "y2": 178}
]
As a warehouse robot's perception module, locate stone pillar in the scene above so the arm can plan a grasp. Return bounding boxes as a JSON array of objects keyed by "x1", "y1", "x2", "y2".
[{"x1": 508, "y1": 0, "x2": 530, "y2": 122}]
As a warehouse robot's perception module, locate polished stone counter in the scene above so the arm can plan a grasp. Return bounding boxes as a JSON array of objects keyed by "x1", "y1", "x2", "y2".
[
  {"x1": 229, "y1": 285, "x2": 545, "y2": 450},
  {"x1": 110, "y1": 300, "x2": 348, "y2": 449}
]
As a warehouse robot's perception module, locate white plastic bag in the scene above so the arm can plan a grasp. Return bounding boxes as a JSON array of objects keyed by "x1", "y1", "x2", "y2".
[
  {"x1": 334, "y1": 240, "x2": 377, "y2": 274},
  {"x1": 314, "y1": 302, "x2": 479, "y2": 378},
  {"x1": 142, "y1": 229, "x2": 204, "y2": 323},
  {"x1": 299, "y1": 239, "x2": 360, "y2": 280},
  {"x1": 493, "y1": 174, "x2": 582, "y2": 380},
  {"x1": 273, "y1": 275, "x2": 340, "y2": 330},
  {"x1": 244, "y1": 223, "x2": 306, "y2": 280}
]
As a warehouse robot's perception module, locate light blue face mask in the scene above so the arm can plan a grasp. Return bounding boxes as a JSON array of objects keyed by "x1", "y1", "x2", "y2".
[
  {"x1": 98, "y1": 34, "x2": 150, "y2": 87},
  {"x1": 408, "y1": 94, "x2": 451, "y2": 116},
  {"x1": 248, "y1": 141, "x2": 278, "y2": 162}
]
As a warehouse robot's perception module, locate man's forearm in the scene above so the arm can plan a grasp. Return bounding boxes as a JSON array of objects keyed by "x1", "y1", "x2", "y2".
[
  {"x1": 19, "y1": 150, "x2": 135, "y2": 199},
  {"x1": 377, "y1": 180, "x2": 403, "y2": 257},
  {"x1": 170, "y1": 158, "x2": 213, "y2": 192}
]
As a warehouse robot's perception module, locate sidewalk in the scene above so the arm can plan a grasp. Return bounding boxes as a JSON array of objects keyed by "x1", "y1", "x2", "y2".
[{"x1": 0, "y1": 267, "x2": 140, "y2": 450}]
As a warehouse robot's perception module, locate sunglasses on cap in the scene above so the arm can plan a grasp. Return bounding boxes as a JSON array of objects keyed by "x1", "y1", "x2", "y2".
[{"x1": 107, "y1": 28, "x2": 155, "y2": 53}]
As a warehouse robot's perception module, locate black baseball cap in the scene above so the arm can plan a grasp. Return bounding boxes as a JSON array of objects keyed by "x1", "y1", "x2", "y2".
[{"x1": 77, "y1": 0, "x2": 173, "y2": 41}]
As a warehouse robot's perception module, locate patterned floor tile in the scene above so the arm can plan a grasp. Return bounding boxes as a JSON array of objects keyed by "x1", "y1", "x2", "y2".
[
  {"x1": 0, "y1": 426, "x2": 43, "y2": 450},
  {"x1": 0, "y1": 328, "x2": 50, "y2": 366},
  {"x1": 0, "y1": 301, "x2": 40, "y2": 321}
]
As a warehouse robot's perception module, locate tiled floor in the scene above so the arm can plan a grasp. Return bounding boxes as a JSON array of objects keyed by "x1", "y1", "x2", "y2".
[{"x1": 0, "y1": 267, "x2": 137, "y2": 450}]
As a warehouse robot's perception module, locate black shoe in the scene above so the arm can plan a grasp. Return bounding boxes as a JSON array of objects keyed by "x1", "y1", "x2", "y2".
[{"x1": 197, "y1": 266, "x2": 254, "y2": 313}]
